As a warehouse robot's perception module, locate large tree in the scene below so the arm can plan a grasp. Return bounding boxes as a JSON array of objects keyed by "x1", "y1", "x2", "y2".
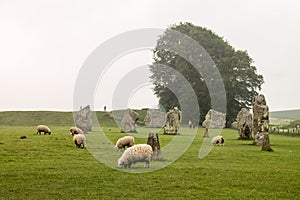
[{"x1": 150, "y1": 22, "x2": 264, "y2": 127}]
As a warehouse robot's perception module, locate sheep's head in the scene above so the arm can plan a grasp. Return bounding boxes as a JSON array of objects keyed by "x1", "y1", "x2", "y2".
[
  {"x1": 69, "y1": 128, "x2": 74, "y2": 135},
  {"x1": 220, "y1": 137, "x2": 224, "y2": 144},
  {"x1": 118, "y1": 157, "x2": 130, "y2": 168},
  {"x1": 118, "y1": 159, "x2": 125, "y2": 168},
  {"x1": 115, "y1": 146, "x2": 121, "y2": 152}
]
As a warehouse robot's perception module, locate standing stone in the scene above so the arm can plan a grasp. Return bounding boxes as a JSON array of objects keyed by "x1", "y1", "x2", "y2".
[
  {"x1": 252, "y1": 94, "x2": 273, "y2": 151},
  {"x1": 202, "y1": 109, "x2": 226, "y2": 137},
  {"x1": 120, "y1": 108, "x2": 139, "y2": 133},
  {"x1": 261, "y1": 132, "x2": 272, "y2": 151},
  {"x1": 236, "y1": 108, "x2": 253, "y2": 139},
  {"x1": 163, "y1": 107, "x2": 181, "y2": 135},
  {"x1": 147, "y1": 132, "x2": 163, "y2": 160},
  {"x1": 144, "y1": 109, "x2": 166, "y2": 128},
  {"x1": 203, "y1": 128, "x2": 210, "y2": 138},
  {"x1": 75, "y1": 105, "x2": 92, "y2": 133}
]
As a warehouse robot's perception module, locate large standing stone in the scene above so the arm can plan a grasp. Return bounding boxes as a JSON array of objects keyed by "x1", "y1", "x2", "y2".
[
  {"x1": 75, "y1": 105, "x2": 92, "y2": 133},
  {"x1": 120, "y1": 108, "x2": 139, "y2": 133},
  {"x1": 252, "y1": 94, "x2": 273, "y2": 151},
  {"x1": 163, "y1": 107, "x2": 181, "y2": 135},
  {"x1": 144, "y1": 109, "x2": 166, "y2": 128},
  {"x1": 202, "y1": 109, "x2": 226, "y2": 137},
  {"x1": 236, "y1": 108, "x2": 253, "y2": 139}
]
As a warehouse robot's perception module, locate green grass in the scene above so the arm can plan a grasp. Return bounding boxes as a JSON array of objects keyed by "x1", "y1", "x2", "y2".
[
  {"x1": 0, "y1": 111, "x2": 75, "y2": 127},
  {"x1": 280, "y1": 119, "x2": 300, "y2": 129},
  {"x1": 0, "y1": 110, "x2": 146, "y2": 128},
  {"x1": 269, "y1": 118, "x2": 292, "y2": 126},
  {"x1": 1, "y1": 123, "x2": 300, "y2": 199},
  {"x1": 270, "y1": 109, "x2": 300, "y2": 120}
]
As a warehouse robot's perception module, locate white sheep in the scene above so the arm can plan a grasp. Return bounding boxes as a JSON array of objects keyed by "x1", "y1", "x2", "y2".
[
  {"x1": 69, "y1": 127, "x2": 84, "y2": 136},
  {"x1": 36, "y1": 125, "x2": 51, "y2": 135},
  {"x1": 118, "y1": 144, "x2": 153, "y2": 168},
  {"x1": 115, "y1": 136, "x2": 135, "y2": 151},
  {"x1": 73, "y1": 134, "x2": 86, "y2": 148},
  {"x1": 211, "y1": 135, "x2": 224, "y2": 145}
]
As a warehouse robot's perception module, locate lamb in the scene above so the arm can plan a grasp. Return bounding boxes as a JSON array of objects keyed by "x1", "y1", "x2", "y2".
[
  {"x1": 36, "y1": 125, "x2": 51, "y2": 135},
  {"x1": 69, "y1": 127, "x2": 84, "y2": 136},
  {"x1": 73, "y1": 134, "x2": 86, "y2": 148},
  {"x1": 211, "y1": 135, "x2": 224, "y2": 145},
  {"x1": 118, "y1": 144, "x2": 153, "y2": 168},
  {"x1": 115, "y1": 136, "x2": 135, "y2": 151}
]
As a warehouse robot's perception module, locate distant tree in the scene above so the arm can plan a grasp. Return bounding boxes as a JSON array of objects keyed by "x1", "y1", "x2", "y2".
[{"x1": 150, "y1": 22, "x2": 264, "y2": 127}]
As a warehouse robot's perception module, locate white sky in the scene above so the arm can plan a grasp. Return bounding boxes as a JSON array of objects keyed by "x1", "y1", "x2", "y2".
[{"x1": 0, "y1": 0, "x2": 299, "y2": 111}]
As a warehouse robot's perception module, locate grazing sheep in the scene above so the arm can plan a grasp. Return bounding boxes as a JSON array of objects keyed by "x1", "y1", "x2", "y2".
[
  {"x1": 73, "y1": 134, "x2": 86, "y2": 148},
  {"x1": 115, "y1": 136, "x2": 135, "y2": 151},
  {"x1": 211, "y1": 135, "x2": 224, "y2": 145},
  {"x1": 36, "y1": 125, "x2": 51, "y2": 135},
  {"x1": 69, "y1": 127, "x2": 84, "y2": 136},
  {"x1": 118, "y1": 144, "x2": 153, "y2": 168}
]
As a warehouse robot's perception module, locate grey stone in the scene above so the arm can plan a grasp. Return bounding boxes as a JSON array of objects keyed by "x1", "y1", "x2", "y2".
[
  {"x1": 144, "y1": 109, "x2": 166, "y2": 128},
  {"x1": 202, "y1": 109, "x2": 226, "y2": 129},
  {"x1": 75, "y1": 105, "x2": 92, "y2": 133},
  {"x1": 163, "y1": 107, "x2": 181, "y2": 135},
  {"x1": 120, "y1": 108, "x2": 139, "y2": 133},
  {"x1": 202, "y1": 109, "x2": 226, "y2": 137},
  {"x1": 236, "y1": 108, "x2": 252, "y2": 139},
  {"x1": 252, "y1": 94, "x2": 273, "y2": 151}
]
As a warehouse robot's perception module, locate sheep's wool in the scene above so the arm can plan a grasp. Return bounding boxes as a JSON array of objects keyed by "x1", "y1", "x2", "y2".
[
  {"x1": 118, "y1": 144, "x2": 152, "y2": 168},
  {"x1": 73, "y1": 134, "x2": 86, "y2": 148},
  {"x1": 115, "y1": 136, "x2": 135, "y2": 151},
  {"x1": 211, "y1": 135, "x2": 224, "y2": 145}
]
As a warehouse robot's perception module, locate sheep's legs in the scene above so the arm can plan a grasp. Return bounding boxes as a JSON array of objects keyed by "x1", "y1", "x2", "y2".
[{"x1": 144, "y1": 161, "x2": 149, "y2": 168}]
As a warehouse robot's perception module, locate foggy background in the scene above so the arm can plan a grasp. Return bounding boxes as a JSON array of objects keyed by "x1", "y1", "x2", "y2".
[{"x1": 0, "y1": 0, "x2": 299, "y2": 111}]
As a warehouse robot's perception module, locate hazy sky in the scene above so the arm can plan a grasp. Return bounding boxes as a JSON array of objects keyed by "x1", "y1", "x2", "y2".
[{"x1": 0, "y1": 0, "x2": 299, "y2": 111}]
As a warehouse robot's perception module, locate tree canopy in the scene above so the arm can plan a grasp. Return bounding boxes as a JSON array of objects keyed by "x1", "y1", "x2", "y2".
[{"x1": 149, "y1": 22, "x2": 264, "y2": 127}]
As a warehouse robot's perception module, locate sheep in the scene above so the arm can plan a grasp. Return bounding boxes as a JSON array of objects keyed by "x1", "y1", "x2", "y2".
[
  {"x1": 118, "y1": 144, "x2": 153, "y2": 168},
  {"x1": 115, "y1": 136, "x2": 135, "y2": 151},
  {"x1": 69, "y1": 127, "x2": 84, "y2": 136},
  {"x1": 73, "y1": 134, "x2": 86, "y2": 148},
  {"x1": 36, "y1": 125, "x2": 51, "y2": 135},
  {"x1": 211, "y1": 135, "x2": 224, "y2": 145}
]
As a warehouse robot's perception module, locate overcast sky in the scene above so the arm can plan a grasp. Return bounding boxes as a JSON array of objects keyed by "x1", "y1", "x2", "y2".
[{"x1": 0, "y1": 0, "x2": 299, "y2": 112}]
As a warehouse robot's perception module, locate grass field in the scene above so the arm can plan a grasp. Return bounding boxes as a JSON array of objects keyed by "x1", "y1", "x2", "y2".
[
  {"x1": 270, "y1": 109, "x2": 300, "y2": 120},
  {"x1": 1, "y1": 111, "x2": 300, "y2": 199}
]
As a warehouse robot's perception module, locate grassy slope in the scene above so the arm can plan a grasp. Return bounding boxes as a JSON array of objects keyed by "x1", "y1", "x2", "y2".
[
  {"x1": 270, "y1": 109, "x2": 300, "y2": 120},
  {"x1": 0, "y1": 110, "x2": 144, "y2": 127},
  {"x1": 0, "y1": 111, "x2": 75, "y2": 127},
  {"x1": 1, "y1": 111, "x2": 300, "y2": 199}
]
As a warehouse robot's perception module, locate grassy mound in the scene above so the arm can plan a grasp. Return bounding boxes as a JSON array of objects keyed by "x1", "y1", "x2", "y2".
[
  {"x1": 0, "y1": 111, "x2": 74, "y2": 126},
  {"x1": 0, "y1": 110, "x2": 147, "y2": 128},
  {"x1": 270, "y1": 109, "x2": 300, "y2": 120}
]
